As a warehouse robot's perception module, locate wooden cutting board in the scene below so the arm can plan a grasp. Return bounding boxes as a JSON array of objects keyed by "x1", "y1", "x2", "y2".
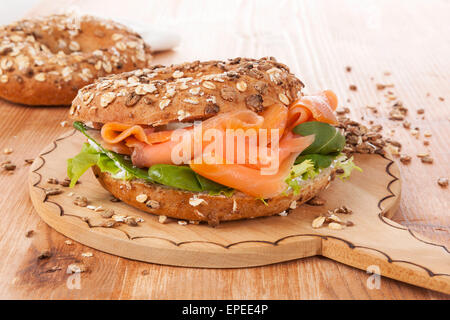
[{"x1": 28, "y1": 130, "x2": 450, "y2": 294}]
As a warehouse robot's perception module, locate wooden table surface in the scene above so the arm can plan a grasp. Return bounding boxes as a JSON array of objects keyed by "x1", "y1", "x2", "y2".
[{"x1": 0, "y1": 0, "x2": 448, "y2": 299}]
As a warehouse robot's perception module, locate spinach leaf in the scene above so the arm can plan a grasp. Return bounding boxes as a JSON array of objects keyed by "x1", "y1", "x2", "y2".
[
  {"x1": 148, "y1": 164, "x2": 230, "y2": 193},
  {"x1": 293, "y1": 121, "x2": 345, "y2": 155},
  {"x1": 295, "y1": 153, "x2": 339, "y2": 168}
]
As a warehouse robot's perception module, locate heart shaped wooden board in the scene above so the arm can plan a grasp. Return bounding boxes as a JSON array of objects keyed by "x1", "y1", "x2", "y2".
[{"x1": 29, "y1": 130, "x2": 450, "y2": 294}]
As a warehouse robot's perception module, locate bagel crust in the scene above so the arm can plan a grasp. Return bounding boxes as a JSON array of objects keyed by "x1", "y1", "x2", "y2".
[
  {"x1": 92, "y1": 165, "x2": 334, "y2": 225},
  {"x1": 70, "y1": 57, "x2": 305, "y2": 126},
  {"x1": 0, "y1": 14, "x2": 152, "y2": 106}
]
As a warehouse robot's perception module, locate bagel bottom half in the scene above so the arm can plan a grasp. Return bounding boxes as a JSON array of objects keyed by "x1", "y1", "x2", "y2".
[{"x1": 92, "y1": 166, "x2": 335, "y2": 225}]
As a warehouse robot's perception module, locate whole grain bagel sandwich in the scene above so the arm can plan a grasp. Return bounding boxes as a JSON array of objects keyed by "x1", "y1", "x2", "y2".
[
  {"x1": 67, "y1": 57, "x2": 360, "y2": 226},
  {"x1": 0, "y1": 13, "x2": 152, "y2": 106}
]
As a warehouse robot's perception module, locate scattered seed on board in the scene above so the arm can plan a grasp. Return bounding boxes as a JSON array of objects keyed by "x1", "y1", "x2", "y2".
[
  {"x1": 25, "y1": 230, "x2": 34, "y2": 238},
  {"x1": 399, "y1": 154, "x2": 411, "y2": 164},
  {"x1": 125, "y1": 216, "x2": 138, "y2": 226},
  {"x1": 421, "y1": 156, "x2": 434, "y2": 164},
  {"x1": 100, "y1": 209, "x2": 115, "y2": 218},
  {"x1": 437, "y1": 178, "x2": 448, "y2": 188},
  {"x1": 38, "y1": 250, "x2": 52, "y2": 260},
  {"x1": 158, "y1": 215, "x2": 168, "y2": 224},
  {"x1": 45, "y1": 188, "x2": 63, "y2": 196},
  {"x1": 73, "y1": 196, "x2": 88, "y2": 207},
  {"x1": 67, "y1": 263, "x2": 88, "y2": 274},
  {"x1": 307, "y1": 196, "x2": 326, "y2": 206},
  {"x1": 2, "y1": 163, "x2": 16, "y2": 171},
  {"x1": 47, "y1": 177, "x2": 59, "y2": 184},
  {"x1": 328, "y1": 222, "x2": 344, "y2": 230},
  {"x1": 289, "y1": 200, "x2": 297, "y2": 210},
  {"x1": 312, "y1": 216, "x2": 326, "y2": 229}
]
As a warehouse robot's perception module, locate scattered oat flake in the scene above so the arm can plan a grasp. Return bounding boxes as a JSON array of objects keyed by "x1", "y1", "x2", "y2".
[
  {"x1": 328, "y1": 222, "x2": 344, "y2": 230},
  {"x1": 312, "y1": 216, "x2": 326, "y2": 229},
  {"x1": 112, "y1": 215, "x2": 126, "y2": 222},
  {"x1": 81, "y1": 252, "x2": 93, "y2": 258},
  {"x1": 416, "y1": 153, "x2": 429, "y2": 158},
  {"x1": 278, "y1": 211, "x2": 288, "y2": 217},
  {"x1": 178, "y1": 220, "x2": 188, "y2": 226},
  {"x1": 64, "y1": 240, "x2": 73, "y2": 245},
  {"x1": 67, "y1": 263, "x2": 87, "y2": 274},
  {"x1": 3, "y1": 148, "x2": 13, "y2": 154},
  {"x1": 158, "y1": 215, "x2": 168, "y2": 224}
]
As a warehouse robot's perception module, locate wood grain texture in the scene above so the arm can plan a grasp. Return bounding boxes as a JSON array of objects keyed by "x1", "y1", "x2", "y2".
[{"x1": 0, "y1": 0, "x2": 449, "y2": 299}]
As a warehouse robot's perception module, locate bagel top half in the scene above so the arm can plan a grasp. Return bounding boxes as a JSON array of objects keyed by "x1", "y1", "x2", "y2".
[
  {"x1": 0, "y1": 14, "x2": 152, "y2": 106},
  {"x1": 70, "y1": 57, "x2": 305, "y2": 125}
]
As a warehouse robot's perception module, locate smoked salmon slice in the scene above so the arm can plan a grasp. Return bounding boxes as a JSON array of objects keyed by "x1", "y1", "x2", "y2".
[
  {"x1": 96, "y1": 90, "x2": 338, "y2": 197},
  {"x1": 287, "y1": 90, "x2": 338, "y2": 130}
]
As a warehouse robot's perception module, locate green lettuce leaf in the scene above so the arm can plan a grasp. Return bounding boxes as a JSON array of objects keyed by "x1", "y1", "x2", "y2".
[
  {"x1": 335, "y1": 155, "x2": 362, "y2": 180},
  {"x1": 67, "y1": 143, "x2": 100, "y2": 187},
  {"x1": 285, "y1": 159, "x2": 316, "y2": 195}
]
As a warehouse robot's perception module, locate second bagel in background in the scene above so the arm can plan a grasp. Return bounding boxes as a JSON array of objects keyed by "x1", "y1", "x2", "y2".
[{"x1": 0, "y1": 14, "x2": 152, "y2": 106}]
